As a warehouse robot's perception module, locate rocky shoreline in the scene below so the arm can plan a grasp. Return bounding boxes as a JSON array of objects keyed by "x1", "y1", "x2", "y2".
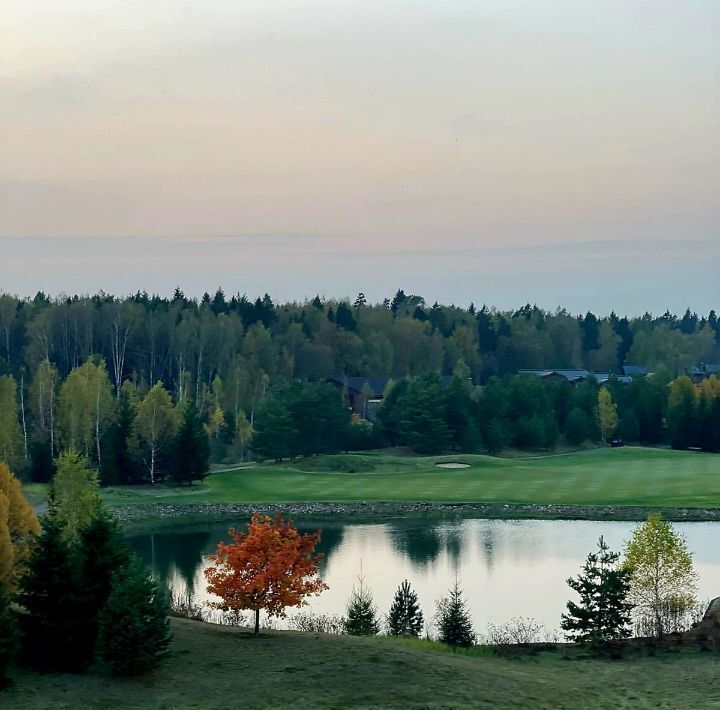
[{"x1": 111, "y1": 501, "x2": 720, "y2": 527}]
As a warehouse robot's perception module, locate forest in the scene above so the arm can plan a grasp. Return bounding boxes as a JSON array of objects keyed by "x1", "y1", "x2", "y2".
[{"x1": 0, "y1": 288, "x2": 719, "y2": 484}]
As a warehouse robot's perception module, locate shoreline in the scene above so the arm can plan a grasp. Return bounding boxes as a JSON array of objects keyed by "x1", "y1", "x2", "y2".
[{"x1": 111, "y1": 501, "x2": 720, "y2": 532}]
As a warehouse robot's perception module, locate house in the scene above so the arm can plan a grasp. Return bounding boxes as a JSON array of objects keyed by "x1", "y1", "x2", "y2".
[
  {"x1": 690, "y1": 363, "x2": 720, "y2": 385},
  {"x1": 517, "y1": 369, "x2": 589, "y2": 384},
  {"x1": 517, "y1": 369, "x2": 633, "y2": 385},
  {"x1": 594, "y1": 373, "x2": 633, "y2": 385},
  {"x1": 622, "y1": 364, "x2": 649, "y2": 377},
  {"x1": 326, "y1": 375, "x2": 454, "y2": 421}
]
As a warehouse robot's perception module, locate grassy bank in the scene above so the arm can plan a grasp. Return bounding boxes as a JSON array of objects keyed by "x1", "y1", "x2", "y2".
[
  {"x1": 5, "y1": 617, "x2": 720, "y2": 709},
  {"x1": 101, "y1": 447, "x2": 720, "y2": 510}
]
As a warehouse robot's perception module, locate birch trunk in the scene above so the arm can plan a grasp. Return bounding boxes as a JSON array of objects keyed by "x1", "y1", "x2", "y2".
[{"x1": 19, "y1": 373, "x2": 28, "y2": 461}]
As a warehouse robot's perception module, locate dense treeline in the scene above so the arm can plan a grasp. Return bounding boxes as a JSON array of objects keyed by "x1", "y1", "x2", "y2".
[
  {"x1": 375, "y1": 369, "x2": 720, "y2": 455},
  {"x1": 0, "y1": 289, "x2": 719, "y2": 481},
  {"x1": 1, "y1": 289, "x2": 719, "y2": 390}
]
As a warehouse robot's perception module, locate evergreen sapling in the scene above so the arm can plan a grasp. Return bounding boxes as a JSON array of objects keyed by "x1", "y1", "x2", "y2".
[
  {"x1": 344, "y1": 571, "x2": 380, "y2": 636},
  {"x1": 388, "y1": 579, "x2": 424, "y2": 637},
  {"x1": 436, "y1": 580, "x2": 475, "y2": 648},
  {"x1": 561, "y1": 535, "x2": 633, "y2": 647}
]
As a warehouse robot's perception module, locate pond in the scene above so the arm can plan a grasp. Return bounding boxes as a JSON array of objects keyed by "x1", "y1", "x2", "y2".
[{"x1": 128, "y1": 517, "x2": 720, "y2": 634}]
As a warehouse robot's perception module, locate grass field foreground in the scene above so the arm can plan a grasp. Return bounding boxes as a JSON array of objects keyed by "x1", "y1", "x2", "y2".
[
  {"x1": 5, "y1": 617, "x2": 720, "y2": 709},
  {"x1": 101, "y1": 448, "x2": 720, "y2": 510}
]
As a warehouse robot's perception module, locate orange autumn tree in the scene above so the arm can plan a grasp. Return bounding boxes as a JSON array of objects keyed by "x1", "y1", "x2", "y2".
[{"x1": 204, "y1": 512, "x2": 328, "y2": 634}]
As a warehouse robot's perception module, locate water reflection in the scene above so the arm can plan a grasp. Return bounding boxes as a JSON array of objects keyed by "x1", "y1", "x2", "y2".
[
  {"x1": 388, "y1": 522, "x2": 442, "y2": 569},
  {"x1": 127, "y1": 518, "x2": 720, "y2": 633}
]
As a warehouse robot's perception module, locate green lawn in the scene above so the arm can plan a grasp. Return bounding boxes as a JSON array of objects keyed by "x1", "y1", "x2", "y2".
[
  {"x1": 100, "y1": 447, "x2": 720, "y2": 510},
  {"x1": 5, "y1": 617, "x2": 720, "y2": 709}
]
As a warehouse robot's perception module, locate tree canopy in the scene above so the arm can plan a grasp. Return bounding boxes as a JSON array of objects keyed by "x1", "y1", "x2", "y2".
[{"x1": 204, "y1": 512, "x2": 328, "y2": 634}]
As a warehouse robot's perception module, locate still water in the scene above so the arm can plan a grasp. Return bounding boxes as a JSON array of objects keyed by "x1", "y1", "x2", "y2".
[{"x1": 128, "y1": 517, "x2": 720, "y2": 633}]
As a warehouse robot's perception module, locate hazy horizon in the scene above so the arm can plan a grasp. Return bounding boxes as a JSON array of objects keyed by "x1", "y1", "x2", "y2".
[{"x1": 2, "y1": 1, "x2": 718, "y2": 312}]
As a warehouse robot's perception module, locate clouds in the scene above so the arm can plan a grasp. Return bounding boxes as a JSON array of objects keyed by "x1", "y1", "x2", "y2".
[{"x1": 1, "y1": 1, "x2": 718, "y2": 307}]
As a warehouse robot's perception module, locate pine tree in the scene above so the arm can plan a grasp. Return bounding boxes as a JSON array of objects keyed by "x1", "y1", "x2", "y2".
[
  {"x1": 344, "y1": 572, "x2": 380, "y2": 636},
  {"x1": 19, "y1": 505, "x2": 92, "y2": 672},
  {"x1": 334, "y1": 302, "x2": 357, "y2": 331},
  {"x1": 561, "y1": 536, "x2": 633, "y2": 647},
  {"x1": 171, "y1": 402, "x2": 210, "y2": 486},
  {"x1": 436, "y1": 580, "x2": 475, "y2": 647},
  {"x1": 398, "y1": 374, "x2": 450, "y2": 454},
  {"x1": 387, "y1": 579, "x2": 424, "y2": 637},
  {"x1": 97, "y1": 555, "x2": 171, "y2": 676},
  {"x1": 0, "y1": 585, "x2": 19, "y2": 689},
  {"x1": 252, "y1": 394, "x2": 298, "y2": 461}
]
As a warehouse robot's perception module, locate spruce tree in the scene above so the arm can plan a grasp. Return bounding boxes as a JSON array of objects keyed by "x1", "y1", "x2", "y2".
[
  {"x1": 171, "y1": 402, "x2": 210, "y2": 486},
  {"x1": 78, "y1": 509, "x2": 131, "y2": 659},
  {"x1": 344, "y1": 573, "x2": 380, "y2": 636},
  {"x1": 387, "y1": 579, "x2": 424, "y2": 637},
  {"x1": 97, "y1": 555, "x2": 171, "y2": 676},
  {"x1": 18, "y1": 506, "x2": 91, "y2": 672},
  {"x1": 0, "y1": 585, "x2": 19, "y2": 689},
  {"x1": 436, "y1": 580, "x2": 475, "y2": 647},
  {"x1": 561, "y1": 536, "x2": 633, "y2": 647}
]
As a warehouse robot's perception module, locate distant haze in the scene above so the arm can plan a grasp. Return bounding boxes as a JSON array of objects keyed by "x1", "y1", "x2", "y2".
[{"x1": 2, "y1": 2, "x2": 718, "y2": 313}]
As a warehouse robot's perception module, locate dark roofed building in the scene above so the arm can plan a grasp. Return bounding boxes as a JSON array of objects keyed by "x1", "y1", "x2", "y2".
[
  {"x1": 327, "y1": 375, "x2": 453, "y2": 420},
  {"x1": 517, "y1": 369, "x2": 589, "y2": 384},
  {"x1": 518, "y1": 369, "x2": 634, "y2": 385},
  {"x1": 690, "y1": 363, "x2": 720, "y2": 385},
  {"x1": 622, "y1": 364, "x2": 649, "y2": 377}
]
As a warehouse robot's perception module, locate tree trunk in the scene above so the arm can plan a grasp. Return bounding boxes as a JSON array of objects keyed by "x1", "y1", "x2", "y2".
[
  {"x1": 49, "y1": 386, "x2": 55, "y2": 456},
  {"x1": 19, "y1": 373, "x2": 28, "y2": 461},
  {"x1": 254, "y1": 608, "x2": 260, "y2": 635},
  {"x1": 150, "y1": 444, "x2": 156, "y2": 485},
  {"x1": 95, "y1": 386, "x2": 102, "y2": 472}
]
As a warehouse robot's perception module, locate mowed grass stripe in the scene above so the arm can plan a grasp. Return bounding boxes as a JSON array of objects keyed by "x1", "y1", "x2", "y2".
[{"x1": 100, "y1": 447, "x2": 720, "y2": 509}]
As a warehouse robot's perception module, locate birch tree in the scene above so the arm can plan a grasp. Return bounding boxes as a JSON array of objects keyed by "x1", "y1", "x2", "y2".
[
  {"x1": 595, "y1": 388, "x2": 619, "y2": 444},
  {"x1": 30, "y1": 359, "x2": 59, "y2": 455},
  {"x1": 58, "y1": 360, "x2": 116, "y2": 468},
  {"x1": 106, "y1": 302, "x2": 141, "y2": 398},
  {"x1": 130, "y1": 383, "x2": 177, "y2": 484},
  {"x1": 624, "y1": 514, "x2": 699, "y2": 636}
]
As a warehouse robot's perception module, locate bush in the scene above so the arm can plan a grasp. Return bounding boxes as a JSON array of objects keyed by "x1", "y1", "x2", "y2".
[
  {"x1": 634, "y1": 599, "x2": 710, "y2": 637},
  {"x1": 486, "y1": 617, "x2": 543, "y2": 646},
  {"x1": 289, "y1": 612, "x2": 346, "y2": 634},
  {"x1": 169, "y1": 591, "x2": 205, "y2": 621}
]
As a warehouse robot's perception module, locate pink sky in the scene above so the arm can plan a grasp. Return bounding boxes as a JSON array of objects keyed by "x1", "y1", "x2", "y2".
[{"x1": 1, "y1": 1, "x2": 718, "y2": 311}]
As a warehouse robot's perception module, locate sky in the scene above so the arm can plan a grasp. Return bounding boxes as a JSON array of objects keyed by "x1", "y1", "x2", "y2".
[{"x1": 1, "y1": 1, "x2": 718, "y2": 314}]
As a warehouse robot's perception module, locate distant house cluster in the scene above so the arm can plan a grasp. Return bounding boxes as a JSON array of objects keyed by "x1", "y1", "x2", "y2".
[
  {"x1": 327, "y1": 362, "x2": 720, "y2": 423},
  {"x1": 518, "y1": 363, "x2": 720, "y2": 388},
  {"x1": 516, "y1": 366, "x2": 644, "y2": 386}
]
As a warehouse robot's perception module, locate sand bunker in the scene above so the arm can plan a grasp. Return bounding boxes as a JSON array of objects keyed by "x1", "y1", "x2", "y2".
[{"x1": 435, "y1": 462, "x2": 470, "y2": 469}]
